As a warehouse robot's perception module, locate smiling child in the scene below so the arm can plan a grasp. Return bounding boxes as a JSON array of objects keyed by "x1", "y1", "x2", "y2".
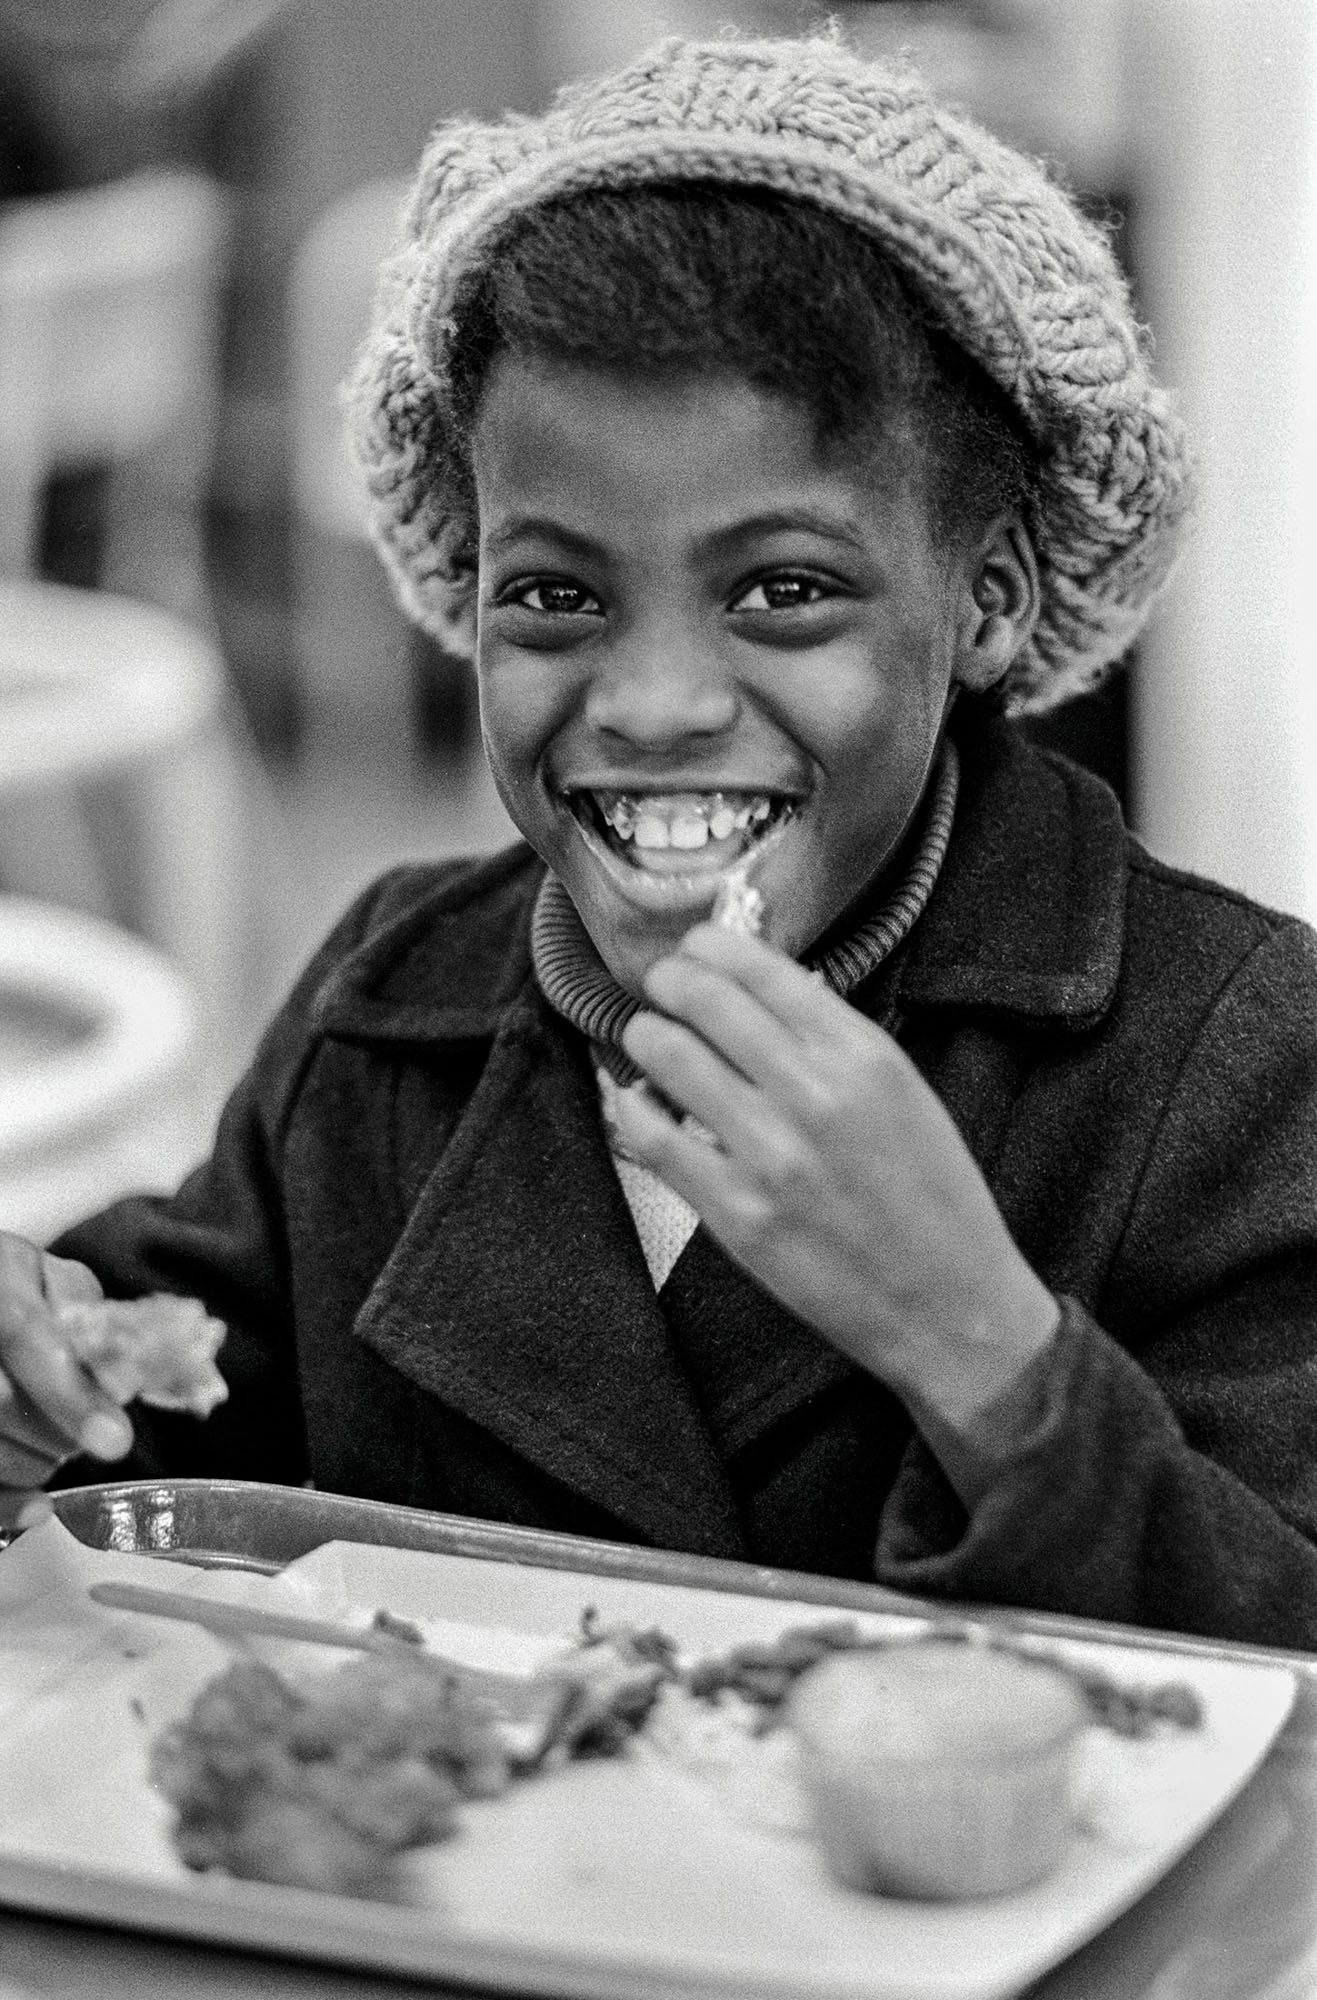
[{"x1": 3, "y1": 32, "x2": 1317, "y2": 1648}]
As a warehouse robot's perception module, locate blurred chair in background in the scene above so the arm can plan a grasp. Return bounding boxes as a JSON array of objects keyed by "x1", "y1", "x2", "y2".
[
  {"x1": 0, "y1": 167, "x2": 260, "y2": 1104},
  {"x1": 0, "y1": 893, "x2": 201, "y2": 1244}
]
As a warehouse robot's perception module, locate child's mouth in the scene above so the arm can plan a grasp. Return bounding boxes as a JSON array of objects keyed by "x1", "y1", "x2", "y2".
[{"x1": 565, "y1": 788, "x2": 798, "y2": 903}]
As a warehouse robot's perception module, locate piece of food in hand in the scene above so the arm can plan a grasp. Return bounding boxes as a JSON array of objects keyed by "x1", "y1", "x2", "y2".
[
  {"x1": 56, "y1": 1293, "x2": 228, "y2": 1417},
  {"x1": 788, "y1": 1638, "x2": 1088, "y2": 1900},
  {"x1": 710, "y1": 866, "x2": 764, "y2": 937}
]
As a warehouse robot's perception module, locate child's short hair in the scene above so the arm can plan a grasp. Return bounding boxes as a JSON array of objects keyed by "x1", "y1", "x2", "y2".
[
  {"x1": 440, "y1": 185, "x2": 1038, "y2": 566},
  {"x1": 348, "y1": 32, "x2": 1192, "y2": 712}
]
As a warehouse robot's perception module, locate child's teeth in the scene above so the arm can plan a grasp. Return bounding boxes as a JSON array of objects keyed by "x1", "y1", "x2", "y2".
[
  {"x1": 632, "y1": 813, "x2": 670, "y2": 850},
  {"x1": 593, "y1": 791, "x2": 783, "y2": 847}
]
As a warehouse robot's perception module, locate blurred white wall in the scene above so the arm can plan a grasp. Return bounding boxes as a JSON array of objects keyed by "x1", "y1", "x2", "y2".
[{"x1": 1130, "y1": 0, "x2": 1317, "y2": 927}]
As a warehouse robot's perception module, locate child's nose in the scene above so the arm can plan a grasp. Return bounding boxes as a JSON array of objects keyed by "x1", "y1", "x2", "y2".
[{"x1": 584, "y1": 639, "x2": 737, "y2": 747}]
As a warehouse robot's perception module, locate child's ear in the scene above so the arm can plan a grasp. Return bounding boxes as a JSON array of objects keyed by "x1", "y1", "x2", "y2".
[{"x1": 953, "y1": 517, "x2": 1040, "y2": 694}]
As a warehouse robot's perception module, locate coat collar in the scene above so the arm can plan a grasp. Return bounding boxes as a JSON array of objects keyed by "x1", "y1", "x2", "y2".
[
  {"x1": 314, "y1": 720, "x2": 1128, "y2": 1048},
  {"x1": 896, "y1": 716, "x2": 1126, "y2": 1025}
]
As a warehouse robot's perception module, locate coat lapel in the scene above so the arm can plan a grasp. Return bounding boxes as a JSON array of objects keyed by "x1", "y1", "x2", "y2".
[{"x1": 352, "y1": 980, "x2": 747, "y2": 1559}]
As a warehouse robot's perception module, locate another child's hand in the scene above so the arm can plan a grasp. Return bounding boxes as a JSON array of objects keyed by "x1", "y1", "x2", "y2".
[
  {"x1": 615, "y1": 924, "x2": 1060, "y2": 1465},
  {"x1": 0, "y1": 1233, "x2": 133, "y2": 1529}
]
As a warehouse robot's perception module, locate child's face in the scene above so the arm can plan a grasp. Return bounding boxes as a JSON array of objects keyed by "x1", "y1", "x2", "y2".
[{"x1": 471, "y1": 355, "x2": 985, "y2": 996}]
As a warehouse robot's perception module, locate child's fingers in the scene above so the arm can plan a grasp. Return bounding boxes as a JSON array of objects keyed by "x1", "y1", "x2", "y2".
[
  {"x1": 638, "y1": 950, "x2": 821, "y2": 1101},
  {"x1": 0, "y1": 1307, "x2": 130, "y2": 1461},
  {"x1": 609, "y1": 1078, "x2": 774, "y2": 1242},
  {"x1": 676, "y1": 924, "x2": 862, "y2": 1049},
  {"x1": 0, "y1": 1433, "x2": 65, "y2": 1489},
  {"x1": 0, "y1": 1376, "x2": 80, "y2": 1463},
  {"x1": 0, "y1": 1489, "x2": 54, "y2": 1535},
  {"x1": 0, "y1": 1239, "x2": 133, "y2": 1466},
  {"x1": 622, "y1": 1009, "x2": 788, "y2": 1161},
  {"x1": 40, "y1": 1252, "x2": 105, "y2": 1311}
]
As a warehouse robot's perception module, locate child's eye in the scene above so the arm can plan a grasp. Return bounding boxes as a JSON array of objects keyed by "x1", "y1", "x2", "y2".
[
  {"x1": 730, "y1": 574, "x2": 830, "y2": 613},
  {"x1": 503, "y1": 578, "x2": 603, "y2": 616}
]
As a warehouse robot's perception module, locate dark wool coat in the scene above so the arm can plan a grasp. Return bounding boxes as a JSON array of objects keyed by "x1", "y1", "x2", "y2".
[{"x1": 53, "y1": 722, "x2": 1317, "y2": 1650}]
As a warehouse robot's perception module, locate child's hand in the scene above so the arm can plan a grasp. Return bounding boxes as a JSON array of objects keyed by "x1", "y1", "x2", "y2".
[
  {"x1": 0, "y1": 1234, "x2": 134, "y2": 1528},
  {"x1": 615, "y1": 924, "x2": 1060, "y2": 1466}
]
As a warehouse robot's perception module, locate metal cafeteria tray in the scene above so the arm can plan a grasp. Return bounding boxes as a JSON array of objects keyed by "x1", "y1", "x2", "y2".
[
  {"x1": 28, "y1": 1480, "x2": 1304, "y2": 1680},
  {"x1": 43, "y1": 1476, "x2": 936, "y2": 1599},
  {"x1": 39, "y1": 1480, "x2": 1317, "y2": 1678},
  {"x1": 5, "y1": 1489, "x2": 1304, "y2": 2000}
]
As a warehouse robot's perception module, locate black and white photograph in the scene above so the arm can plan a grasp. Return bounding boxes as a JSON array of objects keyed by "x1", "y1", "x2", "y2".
[{"x1": 0, "y1": 4, "x2": 1314, "y2": 1997}]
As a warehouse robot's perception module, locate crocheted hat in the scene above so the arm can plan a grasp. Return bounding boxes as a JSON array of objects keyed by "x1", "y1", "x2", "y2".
[{"x1": 346, "y1": 32, "x2": 1192, "y2": 712}]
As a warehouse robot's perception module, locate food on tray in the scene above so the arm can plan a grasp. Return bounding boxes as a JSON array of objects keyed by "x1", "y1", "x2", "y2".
[
  {"x1": 788, "y1": 1639, "x2": 1088, "y2": 1899},
  {"x1": 687, "y1": 1619, "x2": 1204, "y2": 1740},
  {"x1": 148, "y1": 1606, "x2": 1204, "y2": 1903},
  {"x1": 1060, "y1": 1658, "x2": 1204, "y2": 1736},
  {"x1": 151, "y1": 1651, "x2": 508, "y2": 1895},
  {"x1": 658, "y1": 1622, "x2": 1204, "y2": 1876},
  {"x1": 151, "y1": 1609, "x2": 675, "y2": 1895},
  {"x1": 687, "y1": 1617, "x2": 873, "y2": 1719},
  {"x1": 57, "y1": 1293, "x2": 228, "y2": 1417},
  {"x1": 533, "y1": 1608, "x2": 677, "y2": 1760}
]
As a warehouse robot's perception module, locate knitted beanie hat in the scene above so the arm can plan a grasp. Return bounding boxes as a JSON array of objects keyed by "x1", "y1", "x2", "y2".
[{"x1": 345, "y1": 31, "x2": 1191, "y2": 712}]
